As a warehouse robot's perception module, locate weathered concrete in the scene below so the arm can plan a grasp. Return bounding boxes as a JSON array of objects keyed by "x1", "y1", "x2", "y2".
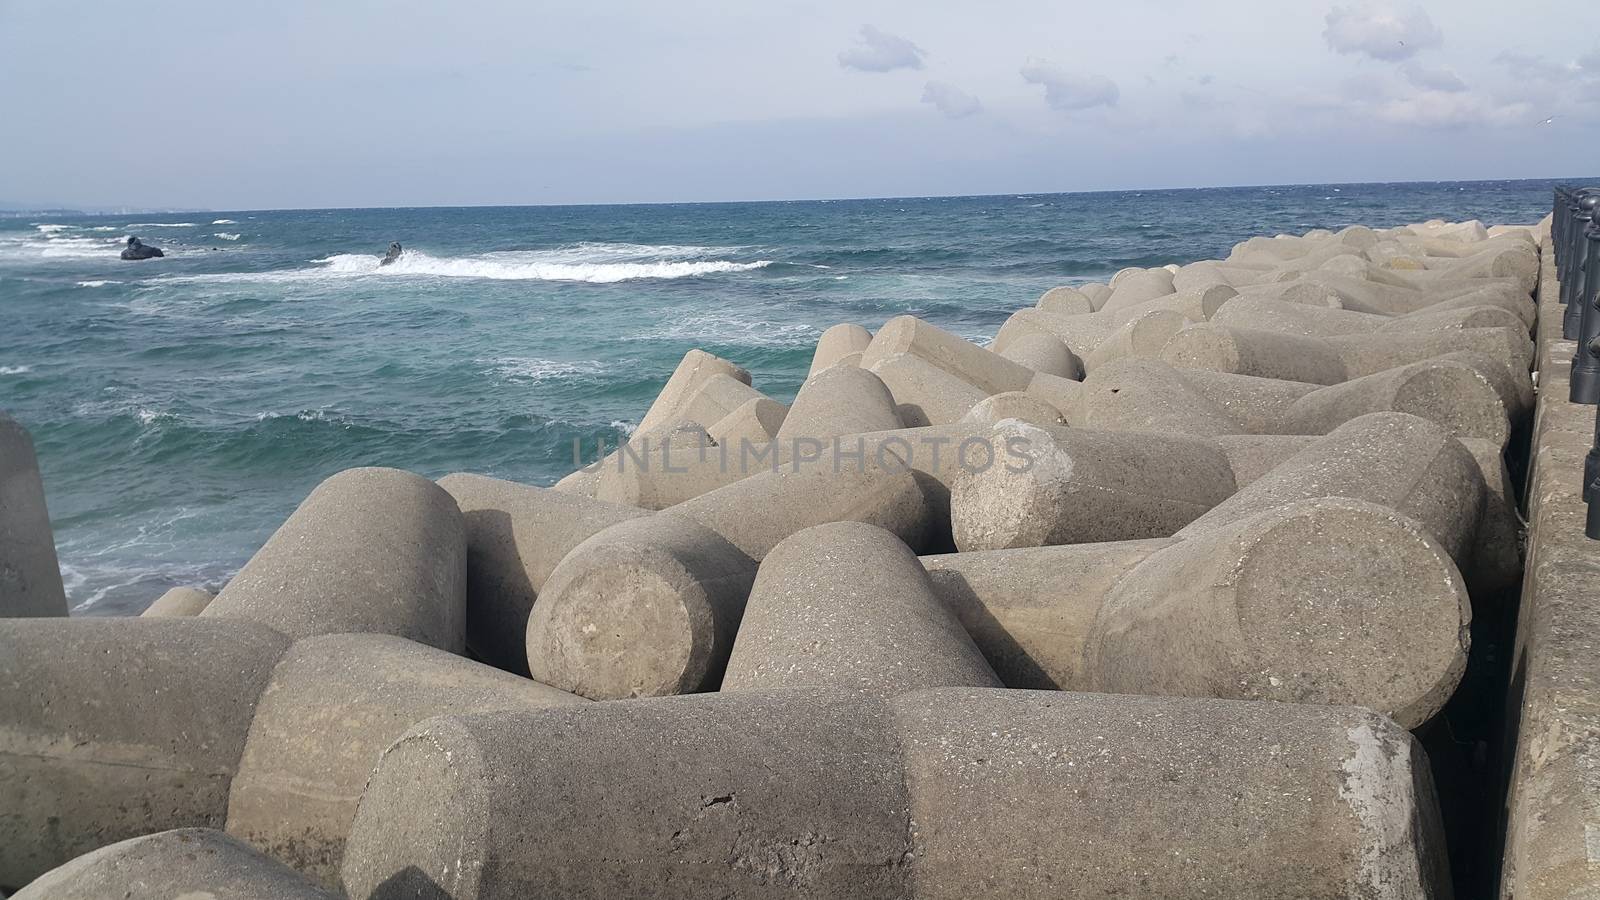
[
  {"x1": 224, "y1": 634, "x2": 584, "y2": 886},
  {"x1": 1179, "y1": 412, "x2": 1487, "y2": 575},
  {"x1": 959, "y1": 391, "x2": 1066, "y2": 426},
  {"x1": 12, "y1": 829, "x2": 337, "y2": 900},
  {"x1": 807, "y1": 323, "x2": 872, "y2": 377},
  {"x1": 1089, "y1": 497, "x2": 1470, "y2": 728},
  {"x1": 723, "y1": 522, "x2": 1000, "y2": 694},
  {"x1": 140, "y1": 586, "x2": 214, "y2": 617},
  {"x1": 928, "y1": 497, "x2": 1469, "y2": 726},
  {"x1": 862, "y1": 315, "x2": 1037, "y2": 395},
  {"x1": 1500, "y1": 234, "x2": 1600, "y2": 900},
  {"x1": 635, "y1": 348, "x2": 752, "y2": 436},
  {"x1": 1161, "y1": 323, "x2": 1532, "y2": 386},
  {"x1": 866, "y1": 351, "x2": 990, "y2": 426},
  {"x1": 1078, "y1": 357, "x2": 1519, "y2": 446},
  {"x1": 342, "y1": 688, "x2": 1449, "y2": 900},
  {"x1": 776, "y1": 364, "x2": 903, "y2": 441},
  {"x1": 994, "y1": 331, "x2": 1082, "y2": 379},
  {"x1": 0, "y1": 414, "x2": 67, "y2": 618},
  {"x1": 949, "y1": 421, "x2": 1239, "y2": 551},
  {"x1": 0, "y1": 618, "x2": 291, "y2": 887},
  {"x1": 524, "y1": 513, "x2": 756, "y2": 700},
  {"x1": 708, "y1": 396, "x2": 788, "y2": 446},
  {"x1": 440, "y1": 473, "x2": 648, "y2": 673},
  {"x1": 673, "y1": 452, "x2": 936, "y2": 560},
  {"x1": 201, "y1": 467, "x2": 466, "y2": 650}
]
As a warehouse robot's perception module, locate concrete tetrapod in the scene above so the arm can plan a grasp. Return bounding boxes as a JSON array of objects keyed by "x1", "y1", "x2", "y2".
[
  {"x1": 775, "y1": 364, "x2": 903, "y2": 441},
  {"x1": 928, "y1": 497, "x2": 1469, "y2": 727},
  {"x1": 341, "y1": 688, "x2": 1449, "y2": 900},
  {"x1": 807, "y1": 323, "x2": 872, "y2": 377},
  {"x1": 949, "y1": 422, "x2": 1240, "y2": 551},
  {"x1": 224, "y1": 634, "x2": 584, "y2": 886},
  {"x1": 0, "y1": 618, "x2": 291, "y2": 888},
  {"x1": 0, "y1": 413, "x2": 67, "y2": 617},
  {"x1": 140, "y1": 586, "x2": 214, "y2": 617},
  {"x1": 722, "y1": 522, "x2": 1000, "y2": 694},
  {"x1": 635, "y1": 348, "x2": 753, "y2": 436},
  {"x1": 526, "y1": 457, "x2": 937, "y2": 699},
  {"x1": 1077, "y1": 357, "x2": 1521, "y2": 447},
  {"x1": 200, "y1": 467, "x2": 466, "y2": 650},
  {"x1": 440, "y1": 473, "x2": 647, "y2": 673},
  {"x1": 12, "y1": 829, "x2": 337, "y2": 900},
  {"x1": 524, "y1": 513, "x2": 756, "y2": 700},
  {"x1": 1159, "y1": 323, "x2": 1532, "y2": 386}
]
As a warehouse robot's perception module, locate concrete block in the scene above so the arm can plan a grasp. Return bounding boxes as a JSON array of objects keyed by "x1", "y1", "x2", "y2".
[
  {"x1": 707, "y1": 397, "x2": 788, "y2": 446},
  {"x1": 140, "y1": 587, "x2": 214, "y2": 617},
  {"x1": 440, "y1": 473, "x2": 648, "y2": 673},
  {"x1": 950, "y1": 421, "x2": 1239, "y2": 550},
  {"x1": 635, "y1": 349, "x2": 751, "y2": 437},
  {"x1": 807, "y1": 323, "x2": 872, "y2": 377},
  {"x1": 1100, "y1": 267, "x2": 1176, "y2": 311},
  {"x1": 0, "y1": 414, "x2": 66, "y2": 618},
  {"x1": 224, "y1": 634, "x2": 583, "y2": 885},
  {"x1": 12, "y1": 829, "x2": 337, "y2": 900},
  {"x1": 722, "y1": 522, "x2": 1000, "y2": 694},
  {"x1": 1035, "y1": 285, "x2": 1094, "y2": 315},
  {"x1": 1082, "y1": 308, "x2": 1194, "y2": 373},
  {"x1": 201, "y1": 468, "x2": 466, "y2": 650},
  {"x1": 995, "y1": 332, "x2": 1082, "y2": 379},
  {"x1": 0, "y1": 618, "x2": 291, "y2": 887},
  {"x1": 342, "y1": 688, "x2": 1448, "y2": 900},
  {"x1": 1089, "y1": 497, "x2": 1469, "y2": 727},
  {"x1": 959, "y1": 391, "x2": 1066, "y2": 427},
  {"x1": 865, "y1": 352, "x2": 989, "y2": 426},
  {"x1": 862, "y1": 315, "x2": 1036, "y2": 395},
  {"x1": 524, "y1": 513, "x2": 755, "y2": 700},
  {"x1": 776, "y1": 364, "x2": 902, "y2": 442}
]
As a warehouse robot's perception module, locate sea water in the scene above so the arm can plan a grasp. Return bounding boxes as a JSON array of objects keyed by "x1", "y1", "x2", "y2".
[{"x1": 0, "y1": 180, "x2": 1568, "y2": 613}]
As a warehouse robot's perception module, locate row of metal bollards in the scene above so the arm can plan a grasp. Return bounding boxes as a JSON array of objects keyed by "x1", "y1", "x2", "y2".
[{"x1": 1552, "y1": 186, "x2": 1600, "y2": 537}]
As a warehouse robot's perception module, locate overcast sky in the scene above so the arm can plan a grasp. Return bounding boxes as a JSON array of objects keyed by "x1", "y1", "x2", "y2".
[{"x1": 1, "y1": 0, "x2": 1596, "y2": 209}]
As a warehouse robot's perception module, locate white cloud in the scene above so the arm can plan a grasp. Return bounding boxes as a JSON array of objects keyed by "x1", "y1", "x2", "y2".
[
  {"x1": 1019, "y1": 60, "x2": 1119, "y2": 111},
  {"x1": 921, "y1": 81, "x2": 982, "y2": 119},
  {"x1": 838, "y1": 26, "x2": 924, "y2": 73},
  {"x1": 1401, "y1": 62, "x2": 1465, "y2": 92},
  {"x1": 1374, "y1": 91, "x2": 1531, "y2": 128},
  {"x1": 1323, "y1": 4, "x2": 1442, "y2": 62}
]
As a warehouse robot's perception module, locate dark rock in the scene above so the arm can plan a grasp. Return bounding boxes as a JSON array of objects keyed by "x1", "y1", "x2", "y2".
[
  {"x1": 119, "y1": 236, "x2": 163, "y2": 260},
  {"x1": 380, "y1": 241, "x2": 402, "y2": 266}
]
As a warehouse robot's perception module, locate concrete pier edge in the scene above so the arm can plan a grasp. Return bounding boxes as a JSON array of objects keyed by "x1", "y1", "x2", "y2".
[{"x1": 1499, "y1": 221, "x2": 1600, "y2": 900}]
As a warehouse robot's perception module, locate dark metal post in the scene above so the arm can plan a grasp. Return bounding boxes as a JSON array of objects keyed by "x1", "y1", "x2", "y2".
[
  {"x1": 1573, "y1": 217, "x2": 1600, "y2": 404},
  {"x1": 1564, "y1": 193, "x2": 1600, "y2": 339}
]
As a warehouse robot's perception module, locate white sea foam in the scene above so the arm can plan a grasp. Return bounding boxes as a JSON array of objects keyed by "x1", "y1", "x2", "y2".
[
  {"x1": 162, "y1": 243, "x2": 773, "y2": 285},
  {"x1": 214, "y1": 232, "x2": 241, "y2": 241},
  {"x1": 77, "y1": 280, "x2": 120, "y2": 288},
  {"x1": 0, "y1": 365, "x2": 31, "y2": 375},
  {"x1": 489, "y1": 357, "x2": 609, "y2": 383},
  {"x1": 34, "y1": 223, "x2": 73, "y2": 234},
  {"x1": 211, "y1": 219, "x2": 237, "y2": 225},
  {"x1": 645, "y1": 312, "x2": 819, "y2": 347}
]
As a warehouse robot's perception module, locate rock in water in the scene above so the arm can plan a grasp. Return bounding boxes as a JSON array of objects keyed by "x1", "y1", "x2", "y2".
[
  {"x1": 119, "y1": 236, "x2": 163, "y2": 260},
  {"x1": 379, "y1": 241, "x2": 402, "y2": 266}
]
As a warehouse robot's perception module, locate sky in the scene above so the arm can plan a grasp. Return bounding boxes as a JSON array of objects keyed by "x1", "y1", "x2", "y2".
[{"x1": 1, "y1": 0, "x2": 1597, "y2": 209}]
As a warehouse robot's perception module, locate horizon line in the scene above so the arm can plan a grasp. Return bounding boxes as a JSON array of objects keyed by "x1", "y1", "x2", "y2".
[{"x1": 8, "y1": 173, "x2": 1593, "y2": 218}]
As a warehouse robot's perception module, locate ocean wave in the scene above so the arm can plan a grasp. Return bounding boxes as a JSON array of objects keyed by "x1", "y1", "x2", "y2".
[
  {"x1": 34, "y1": 223, "x2": 73, "y2": 234},
  {"x1": 214, "y1": 232, "x2": 242, "y2": 241},
  {"x1": 0, "y1": 365, "x2": 31, "y2": 375},
  {"x1": 212, "y1": 219, "x2": 237, "y2": 225},
  {"x1": 489, "y1": 357, "x2": 611, "y2": 383},
  {"x1": 162, "y1": 243, "x2": 773, "y2": 285},
  {"x1": 319, "y1": 249, "x2": 772, "y2": 283},
  {"x1": 643, "y1": 312, "x2": 820, "y2": 348},
  {"x1": 77, "y1": 280, "x2": 120, "y2": 288},
  {"x1": 125, "y1": 222, "x2": 198, "y2": 228}
]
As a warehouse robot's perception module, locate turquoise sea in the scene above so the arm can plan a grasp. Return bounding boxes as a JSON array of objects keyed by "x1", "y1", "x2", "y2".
[{"x1": 0, "y1": 179, "x2": 1569, "y2": 614}]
